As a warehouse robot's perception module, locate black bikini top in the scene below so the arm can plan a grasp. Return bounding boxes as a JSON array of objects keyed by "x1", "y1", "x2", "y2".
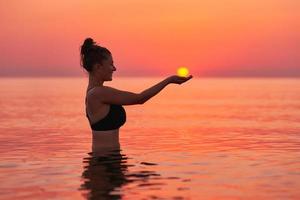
[{"x1": 85, "y1": 98, "x2": 126, "y2": 131}]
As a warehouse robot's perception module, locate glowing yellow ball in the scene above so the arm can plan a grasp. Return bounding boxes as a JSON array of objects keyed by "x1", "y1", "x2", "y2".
[{"x1": 177, "y1": 67, "x2": 189, "y2": 77}]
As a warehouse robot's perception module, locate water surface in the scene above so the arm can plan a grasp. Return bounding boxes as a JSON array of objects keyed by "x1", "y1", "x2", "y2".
[{"x1": 0, "y1": 77, "x2": 299, "y2": 199}]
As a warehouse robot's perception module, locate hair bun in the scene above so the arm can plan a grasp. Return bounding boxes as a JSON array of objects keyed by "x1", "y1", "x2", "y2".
[
  {"x1": 81, "y1": 37, "x2": 96, "y2": 55},
  {"x1": 83, "y1": 38, "x2": 95, "y2": 47}
]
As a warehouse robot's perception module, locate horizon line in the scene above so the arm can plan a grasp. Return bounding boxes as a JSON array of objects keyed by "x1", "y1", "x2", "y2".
[{"x1": 0, "y1": 75, "x2": 299, "y2": 79}]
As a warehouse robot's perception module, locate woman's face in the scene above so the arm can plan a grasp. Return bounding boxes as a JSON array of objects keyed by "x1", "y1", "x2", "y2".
[{"x1": 96, "y1": 54, "x2": 116, "y2": 81}]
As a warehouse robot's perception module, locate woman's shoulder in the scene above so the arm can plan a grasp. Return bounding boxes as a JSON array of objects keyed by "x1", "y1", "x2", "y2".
[
  {"x1": 86, "y1": 87, "x2": 110, "y2": 113},
  {"x1": 86, "y1": 86, "x2": 102, "y2": 102},
  {"x1": 86, "y1": 86, "x2": 116, "y2": 104},
  {"x1": 88, "y1": 85, "x2": 119, "y2": 98}
]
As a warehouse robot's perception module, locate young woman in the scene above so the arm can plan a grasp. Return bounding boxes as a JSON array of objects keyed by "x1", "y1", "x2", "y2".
[{"x1": 80, "y1": 38, "x2": 193, "y2": 152}]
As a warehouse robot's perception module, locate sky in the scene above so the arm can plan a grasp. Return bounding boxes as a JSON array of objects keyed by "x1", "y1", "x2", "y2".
[{"x1": 0, "y1": 0, "x2": 299, "y2": 77}]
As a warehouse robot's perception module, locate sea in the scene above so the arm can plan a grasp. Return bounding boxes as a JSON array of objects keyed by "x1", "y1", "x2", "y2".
[{"x1": 0, "y1": 77, "x2": 299, "y2": 200}]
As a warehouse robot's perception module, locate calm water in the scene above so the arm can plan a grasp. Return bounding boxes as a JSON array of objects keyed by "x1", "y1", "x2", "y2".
[{"x1": 0, "y1": 77, "x2": 300, "y2": 200}]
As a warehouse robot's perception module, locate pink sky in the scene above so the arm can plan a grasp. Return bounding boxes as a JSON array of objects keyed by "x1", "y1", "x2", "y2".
[{"x1": 0, "y1": 0, "x2": 299, "y2": 77}]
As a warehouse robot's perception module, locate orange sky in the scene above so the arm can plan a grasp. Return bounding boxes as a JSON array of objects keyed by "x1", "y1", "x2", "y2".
[{"x1": 0, "y1": 0, "x2": 299, "y2": 77}]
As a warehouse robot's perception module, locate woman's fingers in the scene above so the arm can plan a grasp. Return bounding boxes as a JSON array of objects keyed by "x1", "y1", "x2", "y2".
[
  {"x1": 169, "y1": 75, "x2": 193, "y2": 84},
  {"x1": 186, "y1": 75, "x2": 193, "y2": 80},
  {"x1": 181, "y1": 75, "x2": 193, "y2": 80}
]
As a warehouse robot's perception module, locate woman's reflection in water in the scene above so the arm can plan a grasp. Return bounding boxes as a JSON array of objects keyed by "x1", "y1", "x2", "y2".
[
  {"x1": 80, "y1": 134, "x2": 131, "y2": 200},
  {"x1": 80, "y1": 133, "x2": 163, "y2": 199}
]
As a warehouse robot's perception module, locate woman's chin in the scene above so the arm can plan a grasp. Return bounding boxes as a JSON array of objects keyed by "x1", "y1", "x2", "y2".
[{"x1": 104, "y1": 78, "x2": 112, "y2": 82}]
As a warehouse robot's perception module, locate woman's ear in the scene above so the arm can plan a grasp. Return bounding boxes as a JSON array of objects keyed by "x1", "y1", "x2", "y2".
[{"x1": 94, "y1": 63, "x2": 103, "y2": 70}]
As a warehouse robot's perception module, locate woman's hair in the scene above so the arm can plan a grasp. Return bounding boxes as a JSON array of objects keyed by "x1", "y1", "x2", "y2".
[{"x1": 80, "y1": 38, "x2": 111, "y2": 72}]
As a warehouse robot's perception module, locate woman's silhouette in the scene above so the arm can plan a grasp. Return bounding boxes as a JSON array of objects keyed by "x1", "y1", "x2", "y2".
[
  {"x1": 80, "y1": 37, "x2": 193, "y2": 150},
  {"x1": 79, "y1": 37, "x2": 191, "y2": 199}
]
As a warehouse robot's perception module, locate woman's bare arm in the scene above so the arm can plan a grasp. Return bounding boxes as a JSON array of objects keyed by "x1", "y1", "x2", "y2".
[
  {"x1": 94, "y1": 75, "x2": 193, "y2": 105},
  {"x1": 138, "y1": 77, "x2": 170, "y2": 104},
  {"x1": 139, "y1": 75, "x2": 193, "y2": 104}
]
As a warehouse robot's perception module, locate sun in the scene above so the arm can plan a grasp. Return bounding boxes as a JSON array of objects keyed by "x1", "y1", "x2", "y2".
[{"x1": 177, "y1": 67, "x2": 189, "y2": 77}]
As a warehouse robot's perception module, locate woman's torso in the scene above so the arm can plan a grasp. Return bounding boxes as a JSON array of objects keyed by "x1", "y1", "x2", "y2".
[{"x1": 86, "y1": 86, "x2": 120, "y2": 150}]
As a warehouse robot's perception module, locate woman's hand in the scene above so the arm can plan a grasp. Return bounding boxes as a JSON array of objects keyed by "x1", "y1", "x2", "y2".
[{"x1": 167, "y1": 75, "x2": 193, "y2": 85}]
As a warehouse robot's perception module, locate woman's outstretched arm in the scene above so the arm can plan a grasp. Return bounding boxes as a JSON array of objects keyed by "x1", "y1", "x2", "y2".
[
  {"x1": 139, "y1": 75, "x2": 193, "y2": 104},
  {"x1": 93, "y1": 75, "x2": 193, "y2": 105}
]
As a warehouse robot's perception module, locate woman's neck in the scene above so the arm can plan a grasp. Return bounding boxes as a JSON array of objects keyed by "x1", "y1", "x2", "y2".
[{"x1": 88, "y1": 74, "x2": 104, "y2": 88}]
